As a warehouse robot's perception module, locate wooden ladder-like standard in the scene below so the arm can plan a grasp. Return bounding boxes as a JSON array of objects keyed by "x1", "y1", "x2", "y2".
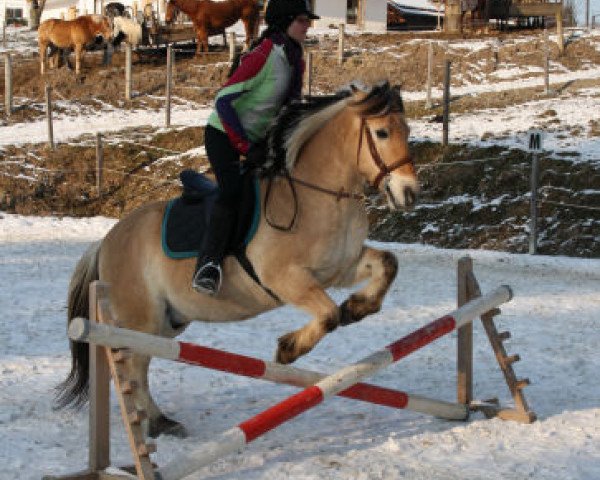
[{"x1": 457, "y1": 256, "x2": 536, "y2": 423}]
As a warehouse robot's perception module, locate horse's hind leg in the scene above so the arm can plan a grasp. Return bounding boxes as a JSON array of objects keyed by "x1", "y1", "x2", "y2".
[
  {"x1": 338, "y1": 246, "x2": 398, "y2": 326},
  {"x1": 108, "y1": 289, "x2": 188, "y2": 438},
  {"x1": 124, "y1": 354, "x2": 188, "y2": 438}
]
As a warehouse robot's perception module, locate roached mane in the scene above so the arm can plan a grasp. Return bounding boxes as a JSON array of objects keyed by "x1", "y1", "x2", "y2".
[{"x1": 260, "y1": 81, "x2": 404, "y2": 178}]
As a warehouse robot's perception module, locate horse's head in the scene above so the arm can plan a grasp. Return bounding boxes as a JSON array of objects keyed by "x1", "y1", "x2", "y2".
[
  {"x1": 90, "y1": 15, "x2": 114, "y2": 44},
  {"x1": 165, "y1": 1, "x2": 179, "y2": 24},
  {"x1": 349, "y1": 81, "x2": 419, "y2": 210}
]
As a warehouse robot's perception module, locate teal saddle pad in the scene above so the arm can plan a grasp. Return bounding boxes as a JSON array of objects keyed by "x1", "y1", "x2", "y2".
[{"x1": 161, "y1": 170, "x2": 261, "y2": 259}]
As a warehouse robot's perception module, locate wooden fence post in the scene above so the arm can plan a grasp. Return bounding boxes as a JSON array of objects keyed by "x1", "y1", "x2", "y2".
[
  {"x1": 442, "y1": 60, "x2": 451, "y2": 147},
  {"x1": 166, "y1": 44, "x2": 173, "y2": 128},
  {"x1": 4, "y1": 53, "x2": 12, "y2": 117},
  {"x1": 228, "y1": 31, "x2": 236, "y2": 62},
  {"x1": 96, "y1": 133, "x2": 104, "y2": 202},
  {"x1": 125, "y1": 43, "x2": 132, "y2": 100},
  {"x1": 457, "y1": 256, "x2": 473, "y2": 406},
  {"x1": 425, "y1": 42, "x2": 433, "y2": 109},
  {"x1": 337, "y1": 23, "x2": 345, "y2": 66},
  {"x1": 45, "y1": 84, "x2": 55, "y2": 150},
  {"x1": 543, "y1": 29, "x2": 551, "y2": 96},
  {"x1": 304, "y1": 51, "x2": 312, "y2": 99}
]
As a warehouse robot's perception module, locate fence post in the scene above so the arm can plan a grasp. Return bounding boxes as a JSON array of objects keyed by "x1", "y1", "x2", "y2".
[
  {"x1": 304, "y1": 51, "x2": 312, "y2": 99},
  {"x1": 442, "y1": 60, "x2": 451, "y2": 147},
  {"x1": 425, "y1": 42, "x2": 433, "y2": 109},
  {"x1": 529, "y1": 152, "x2": 539, "y2": 254},
  {"x1": 543, "y1": 29, "x2": 551, "y2": 96},
  {"x1": 228, "y1": 31, "x2": 236, "y2": 62},
  {"x1": 457, "y1": 256, "x2": 473, "y2": 406},
  {"x1": 586, "y1": 0, "x2": 590, "y2": 29},
  {"x1": 337, "y1": 23, "x2": 345, "y2": 66},
  {"x1": 166, "y1": 44, "x2": 173, "y2": 128},
  {"x1": 45, "y1": 84, "x2": 55, "y2": 150},
  {"x1": 493, "y1": 39, "x2": 500, "y2": 71},
  {"x1": 96, "y1": 133, "x2": 104, "y2": 202},
  {"x1": 125, "y1": 43, "x2": 132, "y2": 100},
  {"x1": 4, "y1": 53, "x2": 12, "y2": 117}
]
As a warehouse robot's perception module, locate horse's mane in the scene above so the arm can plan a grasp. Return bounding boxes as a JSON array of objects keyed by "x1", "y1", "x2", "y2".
[{"x1": 260, "y1": 81, "x2": 403, "y2": 177}]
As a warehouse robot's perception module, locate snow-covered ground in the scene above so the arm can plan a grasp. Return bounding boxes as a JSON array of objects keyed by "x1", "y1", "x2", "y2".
[
  {"x1": 1, "y1": 214, "x2": 599, "y2": 480},
  {"x1": 1, "y1": 25, "x2": 600, "y2": 480}
]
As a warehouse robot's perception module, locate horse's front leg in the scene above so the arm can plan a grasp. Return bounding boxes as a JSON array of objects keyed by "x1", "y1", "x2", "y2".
[
  {"x1": 338, "y1": 246, "x2": 398, "y2": 326},
  {"x1": 265, "y1": 265, "x2": 340, "y2": 364}
]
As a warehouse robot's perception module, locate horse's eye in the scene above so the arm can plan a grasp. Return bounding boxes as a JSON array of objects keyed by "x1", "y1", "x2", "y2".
[{"x1": 375, "y1": 129, "x2": 389, "y2": 139}]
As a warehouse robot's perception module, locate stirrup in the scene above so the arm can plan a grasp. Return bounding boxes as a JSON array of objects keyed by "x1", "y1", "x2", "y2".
[{"x1": 192, "y1": 262, "x2": 223, "y2": 295}]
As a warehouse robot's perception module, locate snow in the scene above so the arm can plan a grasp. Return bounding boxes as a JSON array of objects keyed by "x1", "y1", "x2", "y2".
[{"x1": 1, "y1": 26, "x2": 600, "y2": 480}]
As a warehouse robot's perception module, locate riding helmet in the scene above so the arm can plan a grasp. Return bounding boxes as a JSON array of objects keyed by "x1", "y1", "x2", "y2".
[{"x1": 265, "y1": 0, "x2": 320, "y2": 30}]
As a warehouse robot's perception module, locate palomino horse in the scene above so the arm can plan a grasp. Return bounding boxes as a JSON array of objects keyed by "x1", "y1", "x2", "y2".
[
  {"x1": 165, "y1": 0, "x2": 260, "y2": 56},
  {"x1": 57, "y1": 81, "x2": 419, "y2": 438},
  {"x1": 38, "y1": 14, "x2": 113, "y2": 75}
]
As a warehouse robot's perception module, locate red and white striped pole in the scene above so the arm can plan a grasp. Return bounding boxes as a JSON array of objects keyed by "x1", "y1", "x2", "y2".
[
  {"x1": 155, "y1": 285, "x2": 512, "y2": 480},
  {"x1": 69, "y1": 320, "x2": 468, "y2": 419}
]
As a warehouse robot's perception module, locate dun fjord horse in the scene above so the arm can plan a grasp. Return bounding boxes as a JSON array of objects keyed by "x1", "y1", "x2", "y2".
[
  {"x1": 38, "y1": 14, "x2": 113, "y2": 75},
  {"x1": 165, "y1": 0, "x2": 260, "y2": 56},
  {"x1": 57, "y1": 81, "x2": 419, "y2": 438}
]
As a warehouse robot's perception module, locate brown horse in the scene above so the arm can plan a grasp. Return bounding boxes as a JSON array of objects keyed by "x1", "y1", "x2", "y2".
[
  {"x1": 165, "y1": 0, "x2": 260, "y2": 56},
  {"x1": 57, "y1": 81, "x2": 419, "y2": 439},
  {"x1": 38, "y1": 14, "x2": 113, "y2": 75}
]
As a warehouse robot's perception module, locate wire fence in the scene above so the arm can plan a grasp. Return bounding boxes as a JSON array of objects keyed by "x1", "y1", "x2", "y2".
[{"x1": 1, "y1": 26, "x2": 598, "y2": 249}]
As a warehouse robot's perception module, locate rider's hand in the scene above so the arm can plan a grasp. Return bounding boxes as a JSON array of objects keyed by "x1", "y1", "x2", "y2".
[{"x1": 245, "y1": 141, "x2": 267, "y2": 167}]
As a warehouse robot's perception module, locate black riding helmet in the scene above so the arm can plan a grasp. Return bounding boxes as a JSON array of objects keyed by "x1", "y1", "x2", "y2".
[{"x1": 265, "y1": 0, "x2": 320, "y2": 31}]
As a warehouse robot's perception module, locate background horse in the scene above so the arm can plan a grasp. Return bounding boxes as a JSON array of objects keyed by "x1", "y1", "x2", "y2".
[
  {"x1": 38, "y1": 14, "x2": 113, "y2": 75},
  {"x1": 56, "y1": 81, "x2": 419, "y2": 439},
  {"x1": 102, "y1": 16, "x2": 143, "y2": 66},
  {"x1": 165, "y1": 0, "x2": 260, "y2": 56}
]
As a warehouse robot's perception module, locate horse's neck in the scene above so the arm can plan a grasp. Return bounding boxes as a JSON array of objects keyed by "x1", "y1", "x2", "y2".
[
  {"x1": 292, "y1": 110, "x2": 362, "y2": 192},
  {"x1": 175, "y1": 0, "x2": 202, "y2": 15}
]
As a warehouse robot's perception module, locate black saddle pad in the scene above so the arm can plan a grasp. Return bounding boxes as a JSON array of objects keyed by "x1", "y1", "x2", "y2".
[{"x1": 161, "y1": 170, "x2": 260, "y2": 259}]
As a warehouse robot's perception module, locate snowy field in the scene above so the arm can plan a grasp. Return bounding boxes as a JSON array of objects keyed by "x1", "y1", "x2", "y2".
[
  {"x1": 1, "y1": 25, "x2": 600, "y2": 480},
  {"x1": 1, "y1": 215, "x2": 600, "y2": 480}
]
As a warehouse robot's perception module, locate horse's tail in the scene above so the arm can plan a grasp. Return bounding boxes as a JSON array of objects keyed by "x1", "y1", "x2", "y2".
[{"x1": 54, "y1": 240, "x2": 101, "y2": 410}]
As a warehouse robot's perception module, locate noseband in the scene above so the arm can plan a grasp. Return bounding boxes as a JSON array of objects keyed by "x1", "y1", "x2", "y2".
[{"x1": 357, "y1": 118, "x2": 414, "y2": 189}]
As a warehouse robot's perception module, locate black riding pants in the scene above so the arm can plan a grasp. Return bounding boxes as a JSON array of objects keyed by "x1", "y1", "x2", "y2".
[{"x1": 204, "y1": 124, "x2": 243, "y2": 207}]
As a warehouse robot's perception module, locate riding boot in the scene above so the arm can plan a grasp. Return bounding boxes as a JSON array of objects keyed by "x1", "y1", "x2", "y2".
[{"x1": 191, "y1": 202, "x2": 236, "y2": 295}]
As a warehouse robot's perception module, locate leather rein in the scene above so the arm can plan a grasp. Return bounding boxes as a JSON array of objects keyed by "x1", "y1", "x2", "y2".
[{"x1": 264, "y1": 117, "x2": 414, "y2": 231}]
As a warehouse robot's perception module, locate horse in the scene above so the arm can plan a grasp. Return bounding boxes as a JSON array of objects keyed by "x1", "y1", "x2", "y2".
[
  {"x1": 165, "y1": 0, "x2": 260, "y2": 56},
  {"x1": 38, "y1": 14, "x2": 113, "y2": 75},
  {"x1": 56, "y1": 81, "x2": 419, "y2": 439},
  {"x1": 101, "y1": 16, "x2": 144, "y2": 66}
]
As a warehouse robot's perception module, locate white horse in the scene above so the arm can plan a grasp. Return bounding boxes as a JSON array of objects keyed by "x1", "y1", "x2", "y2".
[
  {"x1": 103, "y1": 16, "x2": 143, "y2": 65},
  {"x1": 112, "y1": 16, "x2": 143, "y2": 47}
]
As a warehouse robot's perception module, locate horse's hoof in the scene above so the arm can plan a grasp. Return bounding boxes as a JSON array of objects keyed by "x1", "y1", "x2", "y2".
[
  {"x1": 276, "y1": 333, "x2": 298, "y2": 364},
  {"x1": 339, "y1": 299, "x2": 361, "y2": 326},
  {"x1": 149, "y1": 415, "x2": 187, "y2": 438}
]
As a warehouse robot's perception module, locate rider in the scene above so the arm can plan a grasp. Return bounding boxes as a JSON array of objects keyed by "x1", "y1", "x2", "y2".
[{"x1": 191, "y1": 0, "x2": 319, "y2": 295}]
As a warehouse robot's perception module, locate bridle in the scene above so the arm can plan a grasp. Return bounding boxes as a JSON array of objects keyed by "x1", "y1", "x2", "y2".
[
  {"x1": 356, "y1": 117, "x2": 414, "y2": 189},
  {"x1": 264, "y1": 115, "x2": 414, "y2": 231}
]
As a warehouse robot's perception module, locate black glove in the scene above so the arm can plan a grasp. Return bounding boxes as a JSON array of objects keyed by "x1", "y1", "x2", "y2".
[{"x1": 245, "y1": 141, "x2": 267, "y2": 168}]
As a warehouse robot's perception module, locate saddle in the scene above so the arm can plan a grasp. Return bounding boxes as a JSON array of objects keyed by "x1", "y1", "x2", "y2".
[{"x1": 161, "y1": 169, "x2": 260, "y2": 259}]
